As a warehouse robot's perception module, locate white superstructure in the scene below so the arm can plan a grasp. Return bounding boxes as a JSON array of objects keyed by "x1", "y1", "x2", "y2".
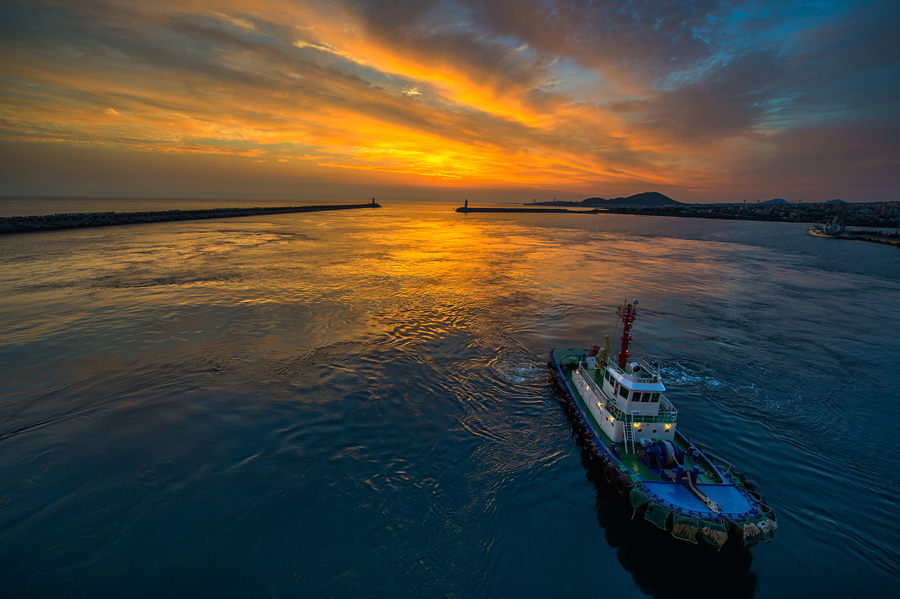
[{"x1": 571, "y1": 357, "x2": 677, "y2": 451}]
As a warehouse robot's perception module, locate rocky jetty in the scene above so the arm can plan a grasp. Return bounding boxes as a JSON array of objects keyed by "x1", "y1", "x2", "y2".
[{"x1": 0, "y1": 202, "x2": 381, "y2": 235}]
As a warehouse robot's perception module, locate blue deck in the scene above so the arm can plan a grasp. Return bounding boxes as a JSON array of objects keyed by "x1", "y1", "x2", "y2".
[{"x1": 643, "y1": 481, "x2": 753, "y2": 516}]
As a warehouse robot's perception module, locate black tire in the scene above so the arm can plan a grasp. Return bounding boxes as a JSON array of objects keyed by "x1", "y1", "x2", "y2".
[
  {"x1": 614, "y1": 475, "x2": 632, "y2": 498},
  {"x1": 604, "y1": 463, "x2": 618, "y2": 485},
  {"x1": 733, "y1": 470, "x2": 758, "y2": 491}
]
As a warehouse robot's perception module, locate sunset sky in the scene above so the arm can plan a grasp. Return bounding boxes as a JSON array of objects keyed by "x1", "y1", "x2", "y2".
[{"x1": 1, "y1": 0, "x2": 897, "y2": 203}]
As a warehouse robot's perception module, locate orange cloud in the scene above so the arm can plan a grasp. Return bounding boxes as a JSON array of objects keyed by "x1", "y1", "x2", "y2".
[{"x1": 1, "y1": 0, "x2": 895, "y2": 201}]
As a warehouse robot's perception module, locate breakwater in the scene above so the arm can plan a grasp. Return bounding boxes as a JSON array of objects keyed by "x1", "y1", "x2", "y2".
[
  {"x1": 456, "y1": 206, "x2": 593, "y2": 213},
  {"x1": 849, "y1": 232, "x2": 900, "y2": 247},
  {"x1": 0, "y1": 202, "x2": 381, "y2": 234}
]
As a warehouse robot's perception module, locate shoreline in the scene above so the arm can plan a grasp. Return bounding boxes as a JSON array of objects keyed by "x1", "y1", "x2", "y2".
[
  {"x1": 0, "y1": 202, "x2": 381, "y2": 235},
  {"x1": 455, "y1": 204, "x2": 899, "y2": 247},
  {"x1": 603, "y1": 207, "x2": 896, "y2": 229},
  {"x1": 608, "y1": 209, "x2": 900, "y2": 246}
]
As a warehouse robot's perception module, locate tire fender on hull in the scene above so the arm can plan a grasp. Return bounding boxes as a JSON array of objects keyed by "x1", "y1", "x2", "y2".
[
  {"x1": 604, "y1": 463, "x2": 619, "y2": 485},
  {"x1": 614, "y1": 474, "x2": 633, "y2": 498}
]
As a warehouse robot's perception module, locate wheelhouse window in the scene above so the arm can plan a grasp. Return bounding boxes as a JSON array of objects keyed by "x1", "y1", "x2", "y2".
[
  {"x1": 651, "y1": 393, "x2": 660, "y2": 403},
  {"x1": 640, "y1": 392, "x2": 650, "y2": 402},
  {"x1": 618, "y1": 385, "x2": 628, "y2": 399}
]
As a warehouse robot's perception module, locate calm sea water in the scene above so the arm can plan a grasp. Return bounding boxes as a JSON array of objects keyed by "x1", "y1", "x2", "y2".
[{"x1": 1, "y1": 199, "x2": 898, "y2": 598}]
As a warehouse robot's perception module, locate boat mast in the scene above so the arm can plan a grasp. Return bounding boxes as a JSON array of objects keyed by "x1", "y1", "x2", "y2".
[{"x1": 616, "y1": 300, "x2": 638, "y2": 367}]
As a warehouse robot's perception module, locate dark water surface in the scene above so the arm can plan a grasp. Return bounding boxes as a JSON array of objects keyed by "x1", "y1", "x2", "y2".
[{"x1": 1, "y1": 200, "x2": 898, "y2": 598}]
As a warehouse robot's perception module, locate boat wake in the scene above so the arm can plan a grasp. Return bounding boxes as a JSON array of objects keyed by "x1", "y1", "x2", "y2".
[
  {"x1": 491, "y1": 353, "x2": 544, "y2": 384},
  {"x1": 660, "y1": 362, "x2": 734, "y2": 390},
  {"x1": 659, "y1": 361, "x2": 803, "y2": 419}
]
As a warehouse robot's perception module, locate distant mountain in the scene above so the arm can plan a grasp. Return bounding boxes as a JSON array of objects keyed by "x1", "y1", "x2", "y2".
[
  {"x1": 762, "y1": 198, "x2": 790, "y2": 204},
  {"x1": 827, "y1": 199, "x2": 846, "y2": 204},
  {"x1": 546, "y1": 192, "x2": 681, "y2": 207}
]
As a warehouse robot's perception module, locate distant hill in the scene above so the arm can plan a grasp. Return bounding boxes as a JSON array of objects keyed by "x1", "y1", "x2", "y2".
[
  {"x1": 537, "y1": 192, "x2": 681, "y2": 207},
  {"x1": 827, "y1": 199, "x2": 846, "y2": 204},
  {"x1": 762, "y1": 198, "x2": 790, "y2": 205}
]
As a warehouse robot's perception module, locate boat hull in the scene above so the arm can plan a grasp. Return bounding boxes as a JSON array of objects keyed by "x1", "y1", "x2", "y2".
[{"x1": 807, "y1": 229, "x2": 845, "y2": 238}]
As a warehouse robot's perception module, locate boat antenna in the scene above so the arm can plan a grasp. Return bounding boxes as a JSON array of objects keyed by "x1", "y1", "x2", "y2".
[{"x1": 616, "y1": 299, "x2": 639, "y2": 367}]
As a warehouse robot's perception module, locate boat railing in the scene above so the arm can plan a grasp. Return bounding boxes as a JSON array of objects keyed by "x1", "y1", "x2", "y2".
[
  {"x1": 652, "y1": 395, "x2": 678, "y2": 423},
  {"x1": 605, "y1": 358, "x2": 661, "y2": 383},
  {"x1": 577, "y1": 363, "x2": 626, "y2": 419},
  {"x1": 603, "y1": 401, "x2": 627, "y2": 421},
  {"x1": 577, "y1": 363, "x2": 608, "y2": 398},
  {"x1": 627, "y1": 402, "x2": 677, "y2": 424}
]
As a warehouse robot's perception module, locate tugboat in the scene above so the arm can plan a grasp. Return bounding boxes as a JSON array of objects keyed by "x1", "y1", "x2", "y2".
[{"x1": 548, "y1": 300, "x2": 777, "y2": 549}]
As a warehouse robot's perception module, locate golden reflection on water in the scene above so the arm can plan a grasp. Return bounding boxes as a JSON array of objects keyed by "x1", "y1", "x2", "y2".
[{"x1": 0, "y1": 203, "x2": 764, "y2": 363}]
